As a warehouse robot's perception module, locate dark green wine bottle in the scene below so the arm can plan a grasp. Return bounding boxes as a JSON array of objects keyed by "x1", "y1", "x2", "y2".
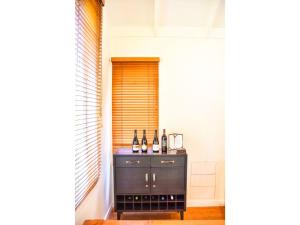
[
  {"x1": 161, "y1": 129, "x2": 167, "y2": 153},
  {"x1": 152, "y1": 129, "x2": 159, "y2": 153},
  {"x1": 141, "y1": 129, "x2": 148, "y2": 153},
  {"x1": 132, "y1": 129, "x2": 139, "y2": 153}
]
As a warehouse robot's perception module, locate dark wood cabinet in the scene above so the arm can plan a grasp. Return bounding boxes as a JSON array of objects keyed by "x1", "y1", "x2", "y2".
[
  {"x1": 150, "y1": 167, "x2": 185, "y2": 194},
  {"x1": 113, "y1": 149, "x2": 187, "y2": 220},
  {"x1": 115, "y1": 167, "x2": 150, "y2": 194}
]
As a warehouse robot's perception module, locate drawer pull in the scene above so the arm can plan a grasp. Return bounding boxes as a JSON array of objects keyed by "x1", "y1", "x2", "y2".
[
  {"x1": 161, "y1": 160, "x2": 175, "y2": 164},
  {"x1": 145, "y1": 173, "x2": 148, "y2": 182},
  {"x1": 125, "y1": 160, "x2": 140, "y2": 164}
]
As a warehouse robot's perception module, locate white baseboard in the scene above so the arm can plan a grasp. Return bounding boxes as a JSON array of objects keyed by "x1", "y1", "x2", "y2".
[
  {"x1": 187, "y1": 200, "x2": 225, "y2": 207},
  {"x1": 103, "y1": 204, "x2": 113, "y2": 220}
]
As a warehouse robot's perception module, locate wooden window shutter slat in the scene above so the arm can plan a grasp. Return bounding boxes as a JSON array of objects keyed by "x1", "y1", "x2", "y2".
[
  {"x1": 75, "y1": 0, "x2": 102, "y2": 209},
  {"x1": 112, "y1": 58, "x2": 159, "y2": 151}
]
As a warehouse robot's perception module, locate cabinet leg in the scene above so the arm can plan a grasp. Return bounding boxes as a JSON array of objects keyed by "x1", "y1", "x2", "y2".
[
  {"x1": 117, "y1": 212, "x2": 121, "y2": 220},
  {"x1": 180, "y1": 211, "x2": 184, "y2": 220}
]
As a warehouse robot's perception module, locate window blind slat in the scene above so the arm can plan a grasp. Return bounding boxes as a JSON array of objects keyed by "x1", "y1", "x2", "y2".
[
  {"x1": 75, "y1": 0, "x2": 102, "y2": 209},
  {"x1": 75, "y1": 134, "x2": 100, "y2": 152},
  {"x1": 76, "y1": 148, "x2": 100, "y2": 175},
  {"x1": 112, "y1": 59, "x2": 159, "y2": 151},
  {"x1": 75, "y1": 175, "x2": 99, "y2": 203},
  {"x1": 76, "y1": 143, "x2": 100, "y2": 162},
  {"x1": 75, "y1": 151, "x2": 100, "y2": 173},
  {"x1": 75, "y1": 126, "x2": 99, "y2": 137}
]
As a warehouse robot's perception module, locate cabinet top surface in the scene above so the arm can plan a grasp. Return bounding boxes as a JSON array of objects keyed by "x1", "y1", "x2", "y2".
[{"x1": 113, "y1": 148, "x2": 187, "y2": 156}]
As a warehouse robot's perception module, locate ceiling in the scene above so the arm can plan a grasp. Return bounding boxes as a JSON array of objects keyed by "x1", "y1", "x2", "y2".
[{"x1": 108, "y1": 0, "x2": 225, "y2": 29}]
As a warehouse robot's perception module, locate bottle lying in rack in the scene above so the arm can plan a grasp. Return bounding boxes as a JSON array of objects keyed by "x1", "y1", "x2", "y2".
[
  {"x1": 151, "y1": 195, "x2": 159, "y2": 201},
  {"x1": 142, "y1": 195, "x2": 150, "y2": 201},
  {"x1": 169, "y1": 195, "x2": 175, "y2": 201},
  {"x1": 160, "y1": 195, "x2": 167, "y2": 201}
]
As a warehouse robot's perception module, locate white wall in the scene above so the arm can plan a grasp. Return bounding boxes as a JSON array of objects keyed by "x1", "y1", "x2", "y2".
[
  {"x1": 75, "y1": 3, "x2": 224, "y2": 223},
  {"x1": 75, "y1": 3, "x2": 113, "y2": 225},
  {"x1": 110, "y1": 36, "x2": 224, "y2": 205}
]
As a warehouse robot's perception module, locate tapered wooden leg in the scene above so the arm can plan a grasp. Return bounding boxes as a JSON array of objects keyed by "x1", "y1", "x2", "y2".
[
  {"x1": 180, "y1": 211, "x2": 184, "y2": 220},
  {"x1": 117, "y1": 212, "x2": 121, "y2": 220}
]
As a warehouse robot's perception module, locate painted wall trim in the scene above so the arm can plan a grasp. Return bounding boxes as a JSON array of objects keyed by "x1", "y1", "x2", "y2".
[
  {"x1": 187, "y1": 200, "x2": 225, "y2": 207},
  {"x1": 104, "y1": 204, "x2": 113, "y2": 220},
  {"x1": 110, "y1": 26, "x2": 224, "y2": 39}
]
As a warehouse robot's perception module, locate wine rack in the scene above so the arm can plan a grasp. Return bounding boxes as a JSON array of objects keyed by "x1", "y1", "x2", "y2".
[
  {"x1": 116, "y1": 194, "x2": 185, "y2": 211},
  {"x1": 113, "y1": 148, "x2": 187, "y2": 220}
]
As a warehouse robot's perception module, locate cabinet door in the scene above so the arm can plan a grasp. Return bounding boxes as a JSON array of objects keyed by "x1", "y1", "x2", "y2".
[
  {"x1": 151, "y1": 167, "x2": 185, "y2": 194},
  {"x1": 115, "y1": 167, "x2": 150, "y2": 194}
]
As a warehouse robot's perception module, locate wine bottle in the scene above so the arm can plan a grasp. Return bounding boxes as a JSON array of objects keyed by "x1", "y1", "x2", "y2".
[
  {"x1": 152, "y1": 129, "x2": 159, "y2": 153},
  {"x1": 141, "y1": 129, "x2": 148, "y2": 153},
  {"x1": 160, "y1": 195, "x2": 167, "y2": 201},
  {"x1": 161, "y1": 129, "x2": 168, "y2": 153},
  {"x1": 132, "y1": 129, "x2": 139, "y2": 153}
]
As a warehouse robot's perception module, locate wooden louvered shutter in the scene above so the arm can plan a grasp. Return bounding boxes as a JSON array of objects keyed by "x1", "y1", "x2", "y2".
[
  {"x1": 75, "y1": 0, "x2": 103, "y2": 208},
  {"x1": 112, "y1": 57, "x2": 159, "y2": 151}
]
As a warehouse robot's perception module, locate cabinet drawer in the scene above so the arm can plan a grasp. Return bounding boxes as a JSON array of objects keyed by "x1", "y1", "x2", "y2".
[
  {"x1": 151, "y1": 156, "x2": 185, "y2": 167},
  {"x1": 115, "y1": 156, "x2": 150, "y2": 167}
]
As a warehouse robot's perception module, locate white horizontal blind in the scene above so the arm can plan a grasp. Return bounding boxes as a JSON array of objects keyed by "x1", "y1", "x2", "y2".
[{"x1": 75, "y1": 0, "x2": 103, "y2": 208}]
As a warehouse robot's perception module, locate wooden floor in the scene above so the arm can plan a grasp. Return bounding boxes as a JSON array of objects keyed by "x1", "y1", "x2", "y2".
[
  {"x1": 83, "y1": 207, "x2": 225, "y2": 225},
  {"x1": 108, "y1": 207, "x2": 225, "y2": 220},
  {"x1": 84, "y1": 220, "x2": 225, "y2": 225}
]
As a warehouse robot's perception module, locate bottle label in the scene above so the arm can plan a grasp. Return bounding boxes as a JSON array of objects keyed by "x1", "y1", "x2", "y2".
[
  {"x1": 152, "y1": 144, "x2": 159, "y2": 151},
  {"x1": 132, "y1": 145, "x2": 139, "y2": 151},
  {"x1": 162, "y1": 141, "x2": 167, "y2": 147},
  {"x1": 142, "y1": 144, "x2": 147, "y2": 151}
]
